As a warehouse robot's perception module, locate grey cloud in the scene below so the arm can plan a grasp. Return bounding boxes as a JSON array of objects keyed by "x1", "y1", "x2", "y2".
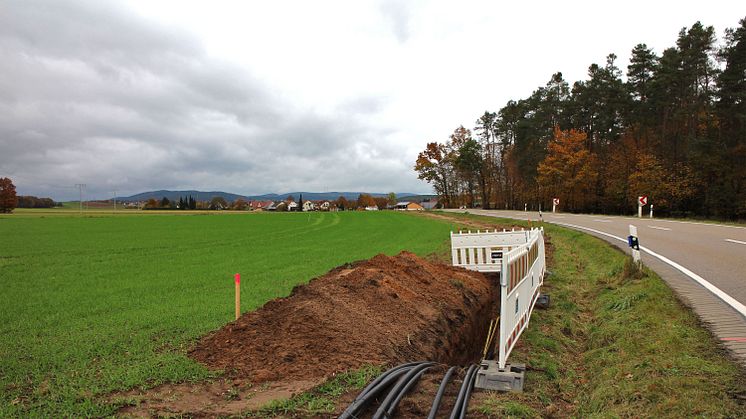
[
  {"x1": 378, "y1": 0, "x2": 415, "y2": 43},
  {"x1": 0, "y1": 0, "x2": 428, "y2": 200}
]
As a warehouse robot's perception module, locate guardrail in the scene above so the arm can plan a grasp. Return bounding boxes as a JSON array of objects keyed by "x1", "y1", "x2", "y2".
[{"x1": 451, "y1": 227, "x2": 546, "y2": 369}]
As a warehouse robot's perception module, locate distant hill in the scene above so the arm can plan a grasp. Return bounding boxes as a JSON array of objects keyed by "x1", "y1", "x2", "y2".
[
  {"x1": 114, "y1": 190, "x2": 434, "y2": 203},
  {"x1": 115, "y1": 190, "x2": 247, "y2": 202}
]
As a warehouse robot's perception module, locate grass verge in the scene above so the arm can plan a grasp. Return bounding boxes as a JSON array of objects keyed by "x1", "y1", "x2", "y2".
[
  {"x1": 247, "y1": 365, "x2": 383, "y2": 417},
  {"x1": 439, "y1": 212, "x2": 745, "y2": 418}
]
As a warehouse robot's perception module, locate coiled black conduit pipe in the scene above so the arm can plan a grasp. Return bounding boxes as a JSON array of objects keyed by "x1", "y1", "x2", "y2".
[
  {"x1": 341, "y1": 361, "x2": 482, "y2": 419},
  {"x1": 372, "y1": 362, "x2": 434, "y2": 419},
  {"x1": 458, "y1": 364, "x2": 480, "y2": 419},
  {"x1": 426, "y1": 366, "x2": 457, "y2": 419},
  {"x1": 448, "y1": 364, "x2": 478, "y2": 419},
  {"x1": 356, "y1": 361, "x2": 423, "y2": 401},
  {"x1": 339, "y1": 361, "x2": 428, "y2": 419}
]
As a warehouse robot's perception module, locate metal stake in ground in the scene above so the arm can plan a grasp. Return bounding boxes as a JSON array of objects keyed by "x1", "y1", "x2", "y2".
[{"x1": 234, "y1": 273, "x2": 241, "y2": 320}]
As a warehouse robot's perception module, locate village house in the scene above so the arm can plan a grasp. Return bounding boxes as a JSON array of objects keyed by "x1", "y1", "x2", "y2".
[
  {"x1": 395, "y1": 201, "x2": 424, "y2": 211},
  {"x1": 302, "y1": 200, "x2": 315, "y2": 212},
  {"x1": 249, "y1": 200, "x2": 273, "y2": 211}
]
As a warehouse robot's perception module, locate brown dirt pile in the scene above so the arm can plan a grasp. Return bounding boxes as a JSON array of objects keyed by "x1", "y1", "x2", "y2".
[{"x1": 189, "y1": 251, "x2": 498, "y2": 384}]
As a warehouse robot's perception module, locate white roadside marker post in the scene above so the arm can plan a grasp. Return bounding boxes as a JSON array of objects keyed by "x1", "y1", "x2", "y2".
[
  {"x1": 650, "y1": 204, "x2": 654, "y2": 219},
  {"x1": 628, "y1": 225, "x2": 641, "y2": 265}
]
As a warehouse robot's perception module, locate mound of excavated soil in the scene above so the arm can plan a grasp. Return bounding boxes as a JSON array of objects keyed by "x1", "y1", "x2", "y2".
[{"x1": 189, "y1": 251, "x2": 498, "y2": 384}]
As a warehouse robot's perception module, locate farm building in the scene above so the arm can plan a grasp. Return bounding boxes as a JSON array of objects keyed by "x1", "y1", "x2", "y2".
[
  {"x1": 249, "y1": 200, "x2": 273, "y2": 210},
  {"x1": 395, "y1": 201, "x2": 424, "y2": 211},
  {"x1": 420, "y1": 200, "x2": 438, "y2": 210}
]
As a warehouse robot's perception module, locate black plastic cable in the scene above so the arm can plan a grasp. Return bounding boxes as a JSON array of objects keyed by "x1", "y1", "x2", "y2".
[
  {"x1": 459, "y1": 363, "x2": 480, "y2": 419},
  {"x1": 339, "y1": 367, "x2": 412, "y2": 419},
  {"x1": 386, "y1": 367, "x2": 431, "y2": 417},
  {"x1": 339, "y1": 362, "x2": 426, "y2": 419},
  {"x1": 426, "y1": 366, "x2": 457, "y2": 419},
  {"x1": 372, "y1": 362, "x2": 434, "y2": 419},
  {"x1": 448, "y1": 365, "x2": 477, "y2": 419},
  {"x1": 356, "y1": 361, "x2": 424, "y2": 401}
]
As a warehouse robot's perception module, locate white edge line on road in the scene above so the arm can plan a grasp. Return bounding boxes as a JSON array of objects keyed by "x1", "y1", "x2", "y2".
[
  {"x1": 552, "y1": 221, "x2": 746, "y2": 319},
  {"x1": 483, "y1": 210, "x2": 745, "y2": 230},
  {"x1": 649, "y1": 226, "x2": 672, "y2": 231},
  {"x1": 725, "y1": 239, "x2": 746, "y2": 245},
  {"x1": 619, "y1": 216, "x2": 745, "y2": 230}
]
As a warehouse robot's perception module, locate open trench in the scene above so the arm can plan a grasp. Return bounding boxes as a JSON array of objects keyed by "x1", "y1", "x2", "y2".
[
  {"x1": 340, "y1": 271, "x2": 503, "y2": 418},
  {"x1": 117, "y1": 252, "x2": 504, "y2": 417}
]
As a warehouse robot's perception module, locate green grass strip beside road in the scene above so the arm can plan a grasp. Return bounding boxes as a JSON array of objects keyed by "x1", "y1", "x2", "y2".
[{"x1": 442, "y1": 213, "x2": 745, "y2": 418}]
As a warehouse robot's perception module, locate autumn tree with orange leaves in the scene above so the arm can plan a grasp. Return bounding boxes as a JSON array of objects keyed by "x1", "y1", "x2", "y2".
[
  {"x1": 537, "y1": 128, "x2": 598, "y2": 211},
  {"x1": 415, "y1": 142, "x2": 454, "y2": 207},
  {"x1": 414, "y1": 20, "x2": 746, "y2": 219}
]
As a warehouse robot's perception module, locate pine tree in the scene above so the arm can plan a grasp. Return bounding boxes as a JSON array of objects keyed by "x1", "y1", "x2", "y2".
[{"x1": 627, "y1": 44, "x2": 659, "y2": 127}]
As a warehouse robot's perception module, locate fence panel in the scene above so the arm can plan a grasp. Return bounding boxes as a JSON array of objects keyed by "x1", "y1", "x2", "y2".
[{"x1": 498, "y1": 228, "x2": 545, "y2": 368}]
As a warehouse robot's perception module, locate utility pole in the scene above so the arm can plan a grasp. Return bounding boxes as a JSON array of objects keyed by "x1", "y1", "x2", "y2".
[
  {"x1": 75, "y1": 184, "x2": 86, "y2": 215},
  {"x1": 112, "y1": 189, "x2": 118, "y2": 211}
]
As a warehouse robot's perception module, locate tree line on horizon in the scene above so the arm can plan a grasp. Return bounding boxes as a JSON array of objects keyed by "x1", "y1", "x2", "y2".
[
  {"x1": 141, "y1": 192, "x2": 404, "y2": 211},
  {"x1": 415, "y1": 19, "x2": 746, "y2": 219}
]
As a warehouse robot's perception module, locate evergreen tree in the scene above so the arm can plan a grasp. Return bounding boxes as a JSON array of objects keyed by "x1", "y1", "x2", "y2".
[
  {"x1": 627, "y1": 44, "x2": 659, "y2": 127},
  {"x1": 715, "y1": 17, "x2": 746, "y2": 217}
]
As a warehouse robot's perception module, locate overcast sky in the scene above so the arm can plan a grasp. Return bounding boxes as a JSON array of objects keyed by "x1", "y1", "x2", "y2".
[{"x1": 1, "y1": 1, "x2": 743, "y2": 200}]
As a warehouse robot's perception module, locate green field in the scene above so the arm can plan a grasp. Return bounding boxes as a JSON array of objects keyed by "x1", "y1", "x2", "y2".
[{"x1": 0, "y1": 211, "x2": 453, "y2": 416}]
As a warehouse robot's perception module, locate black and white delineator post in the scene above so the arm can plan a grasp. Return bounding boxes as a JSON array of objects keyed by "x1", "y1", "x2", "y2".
[
  {"x1": 628, "y1": 224, "x2": 641, "y2": 265},
  {"x1": 451, "y1": 227, "x2": 546, "y2": 392}
]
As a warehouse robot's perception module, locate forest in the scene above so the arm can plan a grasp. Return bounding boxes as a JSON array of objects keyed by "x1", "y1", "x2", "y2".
[{"x1": 415, "y1": 19, "x2": 746, "y2": 219}]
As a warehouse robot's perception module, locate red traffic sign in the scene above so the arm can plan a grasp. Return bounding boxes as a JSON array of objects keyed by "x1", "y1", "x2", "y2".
[
  {"x1": 638, "y1": 196, "x2": 648, "y2": 206},
  {"x1": 552, "y1": 198, "x2": 560, "y2": 206}
]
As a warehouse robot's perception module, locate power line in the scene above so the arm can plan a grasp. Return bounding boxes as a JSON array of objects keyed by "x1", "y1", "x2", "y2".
[{"x1": 74, "y1": 184, "x2": 86, "y2": 215}]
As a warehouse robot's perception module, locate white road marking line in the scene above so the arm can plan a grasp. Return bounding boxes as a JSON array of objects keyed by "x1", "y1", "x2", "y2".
[
  {"x1": 620, "y1": 216, "x2": 746, "y2": 229},
  {"x1": 551, "y1": 221, "x2": 746, "y2": 319},
  {"x1": 649, "y1": 226, "x2": 671, "y2": 231},
  {"x1": 725, "y1": 239, "x2": 746, "y2": 245},
  {"x1": 594, "y1": 219, "x2": 611, "y2": 223}
]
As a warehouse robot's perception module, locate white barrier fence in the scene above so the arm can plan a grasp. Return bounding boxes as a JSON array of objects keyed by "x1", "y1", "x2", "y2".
[
  {"x1": 450, "y1": 229, "x2": 534, "y2": 272},
  {"x1": 451, "y1": 227, "x2": 546, "y2": 369}
]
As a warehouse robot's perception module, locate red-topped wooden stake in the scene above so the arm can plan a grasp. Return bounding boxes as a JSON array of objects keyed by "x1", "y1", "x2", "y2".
[{"x1": 234, "y1": 273, "x2": 241, "y2": 320}]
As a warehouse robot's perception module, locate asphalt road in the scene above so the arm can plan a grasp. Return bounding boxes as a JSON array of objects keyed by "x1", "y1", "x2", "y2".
[{"x1": 450, "y1": 209, "x2": 746, "y2": 365}]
